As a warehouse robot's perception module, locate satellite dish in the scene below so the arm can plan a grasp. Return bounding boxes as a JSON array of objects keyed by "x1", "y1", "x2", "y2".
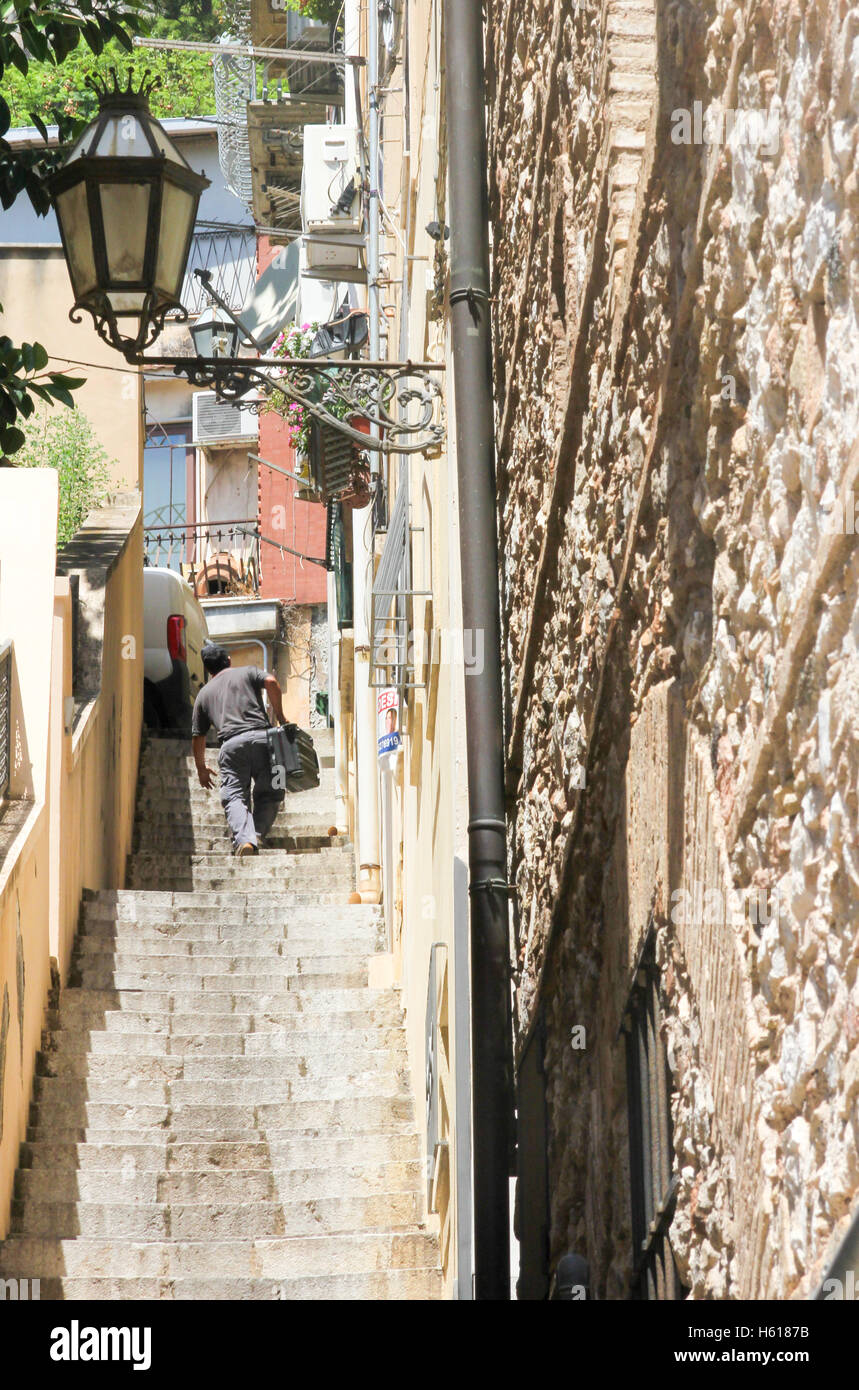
[{"x1": 237, "y1": 239, "x2": 300, "y2": 350}]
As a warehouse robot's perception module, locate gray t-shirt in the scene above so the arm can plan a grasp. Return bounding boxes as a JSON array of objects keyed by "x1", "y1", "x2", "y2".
[{"x1": 191, "y1": 666, "x2": 269, "y2": 745}]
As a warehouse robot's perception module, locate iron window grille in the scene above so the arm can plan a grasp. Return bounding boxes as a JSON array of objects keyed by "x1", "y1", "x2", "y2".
[
  {"x1": 621, "y1": 928, "x2": 686, "y2": 1300},
  {"x1": 370, "y1": 461, "x2": 431, "y2": 694}
]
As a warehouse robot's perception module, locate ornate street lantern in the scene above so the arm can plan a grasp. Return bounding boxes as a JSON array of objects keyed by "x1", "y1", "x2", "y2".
[
  {"x1": 190, "y1": 298, "x2": 241, "y2": 360},
  {"x1": 47, "y1": 71, "x2": 210, "y2": 359}
]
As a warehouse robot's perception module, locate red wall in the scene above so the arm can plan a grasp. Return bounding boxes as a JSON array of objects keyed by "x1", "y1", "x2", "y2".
[{"x1": 257, "y1": 235, "x2": 327, "y2": 604}]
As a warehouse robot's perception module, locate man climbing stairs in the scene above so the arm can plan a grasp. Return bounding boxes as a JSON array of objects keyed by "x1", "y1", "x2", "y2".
[{"x1": 0, "y1": 731, "x2": 442, "y2": 1299}]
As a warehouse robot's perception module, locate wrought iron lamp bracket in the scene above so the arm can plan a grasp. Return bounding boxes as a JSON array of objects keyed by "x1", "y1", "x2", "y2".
[{"x1": 142, "y1": 351, "x2": 446, "y2": 455}]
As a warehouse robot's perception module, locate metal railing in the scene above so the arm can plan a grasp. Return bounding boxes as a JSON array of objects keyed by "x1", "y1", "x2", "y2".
[
  {"x1": 182, "y1": 223, "x2": 257, "y2": 316},
  {"x1": 144, "y1": 520, "x2": 262, "y2": 598},
  {"x1": 0, "y1": 638, "x2": 11, "y2": 801}
]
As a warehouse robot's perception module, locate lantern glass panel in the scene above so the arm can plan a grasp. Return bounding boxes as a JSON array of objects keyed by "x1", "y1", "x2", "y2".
[
  {"x1": 155, "y1": 181, "x2": 196, "y2": 296},
  {"x1": 64, "y1": 127, "x2": 96, "y2": 164},
  {"x1": 55, "y1": 180, "x2": 98, "y2": 297},
  {"x1": 107, "y1": 290, "x2": 148, "y2": 313},
  {"x1": 99, "y1": 181, "x2": 151, "y2": 281},
  {"x1": 93, "y1": 112, "x2": 150, "y2": 159}
]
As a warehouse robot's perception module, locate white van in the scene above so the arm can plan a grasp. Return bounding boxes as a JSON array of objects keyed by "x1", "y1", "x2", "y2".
[{"x1": 143, "y1": 566, "x2": 209, "y2": 733}]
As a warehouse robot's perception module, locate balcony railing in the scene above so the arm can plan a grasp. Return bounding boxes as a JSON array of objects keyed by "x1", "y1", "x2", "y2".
[
  {"x1": 144, "y1": 520, "x2": 262, "y2": 598},
  {"x1": 182, "y1": 222, "x2": 257, "y2": 316}
]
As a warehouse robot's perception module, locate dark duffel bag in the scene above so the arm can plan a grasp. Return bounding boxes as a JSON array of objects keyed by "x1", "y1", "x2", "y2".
[{"x1": 266, "y1": 723, "x2": 320, "y2": 791}]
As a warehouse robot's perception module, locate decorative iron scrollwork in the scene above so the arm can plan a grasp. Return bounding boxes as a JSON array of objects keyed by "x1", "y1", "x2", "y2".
[{"x1": 148, "y1": 353, "x2": 445, "y2": 454}]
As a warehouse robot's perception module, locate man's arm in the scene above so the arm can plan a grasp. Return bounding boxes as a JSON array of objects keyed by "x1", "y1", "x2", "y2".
[
  {"x1": 262, "y1": 673, "x2": 286, "y2": 725},
  {"x1": 192, "y1": 733, "x2": 216, "y2": 789}
]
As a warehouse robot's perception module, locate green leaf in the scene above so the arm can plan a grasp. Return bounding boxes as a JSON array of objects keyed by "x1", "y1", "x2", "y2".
[
  {"x1": 0, "y1": 426, "x2": 26, "y2": 454},
  {"x1": 32, "y1": 342, "x2": 49, "y2": 371},
  {"x1": 45, "y1": 384, "x2": 76, "y2": 407},
  {"x1": 48, "y1": 372, "x2": 84, "y2": 388}
]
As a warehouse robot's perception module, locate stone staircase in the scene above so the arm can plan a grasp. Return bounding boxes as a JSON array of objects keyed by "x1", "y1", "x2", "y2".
[{"x1": 0, "y1": 730, "x2": 442, "y2": 1299}]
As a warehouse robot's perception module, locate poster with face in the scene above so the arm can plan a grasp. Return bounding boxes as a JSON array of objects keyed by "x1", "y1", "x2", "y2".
[{"x1": 377, "y1": 686, "x2": 402, "y2": 760}]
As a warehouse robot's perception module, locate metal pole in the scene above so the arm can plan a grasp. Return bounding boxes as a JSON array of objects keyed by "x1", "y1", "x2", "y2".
[{"x1": 444, "y1": 0, "x2": 513, "y2": 1301}]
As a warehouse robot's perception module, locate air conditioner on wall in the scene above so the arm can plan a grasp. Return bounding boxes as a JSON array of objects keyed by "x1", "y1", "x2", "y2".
[
  {"x1": 302, "y1": 126, "x2": 362, "y2": 235},
  {"x1": 192, "y1": 391, "x2": 259, "y2": 448},
  {"x1": 302, "y1": 232, "x2": 367, "y2": 283}
]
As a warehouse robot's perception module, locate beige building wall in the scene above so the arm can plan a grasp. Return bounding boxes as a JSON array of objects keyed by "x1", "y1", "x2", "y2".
[
  {"x1": 50, "y1": 495, "x2": 144, "y2": 980},
  {"x1": 363, "y1": 0, "x2": 472, "y2": 1296},
  {"x1": 0, "y1": 480, "x2": 143, "y2": 1237},
  {"x1": 0, "y1": 470, "x2": 59, "y2": 1239},
  {"x1": 0, "y1": 248, "x2": 143, "y2": 490}
]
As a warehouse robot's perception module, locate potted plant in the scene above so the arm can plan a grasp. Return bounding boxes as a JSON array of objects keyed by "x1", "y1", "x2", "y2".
[{"x1": 267, "y1": 319, "x2": 374, "y2": 505}]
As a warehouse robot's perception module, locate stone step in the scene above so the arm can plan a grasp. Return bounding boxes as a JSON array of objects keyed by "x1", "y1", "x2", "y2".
[
  {"x1": 132, "y1": 832, "x2": 346, "y2": 853},
  {"x1": 36, "y1": 1046, "x2": 404, "y2": 1082},
  {"x1": 40, "y1": 1025, "x2": 405, "y2": 1058},
  {"x1": 0, "y1": 1232, "x2": 439, "y2": 1279},
  {"x1": 72, "y1": 948, "x2": 371, "y2": 974},
  {"x1": 15, "y1": 1159, "x2": 423, "y2": 1203},
  {"x1": 79, "y1": 906, "x2": 378, "y2": 932},
  {"x1": 76, "y1": 925, "x2": 380, "y2": 952},
  {"x1": 133, "y1": 789, "x2": 335, "y2": 804},
  {"x1": 32, "y1": 1067, "x2": 410, "y2": 1108},
  {"x1": 47, "y1": 996, "x2": 404, "y2": 1031},
  {"x1": 75, "y1": 932, "x2": 377, "y2": 956},
  {"x1": 68, "y1": 968, "x2": 369, "y2": 993},
  {"x1": 80, "y1": 893, "x2": 375, "y2": 917},
  {"x1": 130, "y1": 845, "x2": 352, "y2": 864},
  {"x1": 23, "y1": 1268, "x2": 441, "y2": 1299},
  {"x1": 123, "y1": 873, "x2": 354, "y2": 895},
  {"x1": 11, "y1": 1191, "x2": 423, "y2": 1240},
  {"x1": 124, "y1": 861, "x2": 352, "y2": 883},
  {"x1": 20, "y1": 1133, "x2": 421, "y2": 1173},
  {"x1": 28, "y1": 1095, "x2": 416, "y2": 1137}
]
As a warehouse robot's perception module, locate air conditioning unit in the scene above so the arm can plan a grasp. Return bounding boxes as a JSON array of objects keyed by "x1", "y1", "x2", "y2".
[
  {"x1": 303, "y1": 231, "x2": 367, "y2": 283},
  {"x1": 302, "y1": 126, "x2": 362, "y2": 234},
  {"x1": 192, "y1": 391, "x2": 259, "y2": 448}
]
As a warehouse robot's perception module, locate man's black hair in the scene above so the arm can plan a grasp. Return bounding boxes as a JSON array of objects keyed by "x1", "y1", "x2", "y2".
[{"x1": 201, "y1": 643, "x2": 231, "y2": 675}]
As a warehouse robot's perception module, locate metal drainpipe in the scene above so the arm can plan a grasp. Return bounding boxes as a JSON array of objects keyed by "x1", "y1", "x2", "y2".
[{"x1": 444, "y1": 0, "x2": 514, "y2": 1301}]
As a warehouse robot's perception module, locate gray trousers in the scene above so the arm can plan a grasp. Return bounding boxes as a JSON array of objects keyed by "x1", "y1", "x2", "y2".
[{"x1": 217, "y1": 728, "x2": 284, "y2": 850}]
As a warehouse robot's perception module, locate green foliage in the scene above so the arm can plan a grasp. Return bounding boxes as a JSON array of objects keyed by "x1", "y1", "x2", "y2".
[
  {"x1": 0, "y1": 0, "x2": 144, "y2": 454},
  {"x1": 0, "y1": 0, "x2": 145, "y2": 213},
  {"x1": 149, "y1": 0, "x2": 222, "y2": 42},
  {"x1": 3, "y1": 42, "x2": 217, "y2": 127},
  {"x1": 0, "y1": 318, "x2": 85, "y2": 458},
  {"x1": 15, "y1": 407, "x2": 115, "y2": 546},
  {"x1": 283, "y1": 0, "x2": 343, "y2": 30}
]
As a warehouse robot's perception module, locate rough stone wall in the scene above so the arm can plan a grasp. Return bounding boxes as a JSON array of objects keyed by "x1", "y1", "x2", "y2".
[{"x1": 490, "y1": 0, "x2": 859, "y2": 1299}]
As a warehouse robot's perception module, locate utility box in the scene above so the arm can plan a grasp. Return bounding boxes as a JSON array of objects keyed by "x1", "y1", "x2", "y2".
[{"x1": 302, "y1": 232, "x2": 367, "y2": 283}]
